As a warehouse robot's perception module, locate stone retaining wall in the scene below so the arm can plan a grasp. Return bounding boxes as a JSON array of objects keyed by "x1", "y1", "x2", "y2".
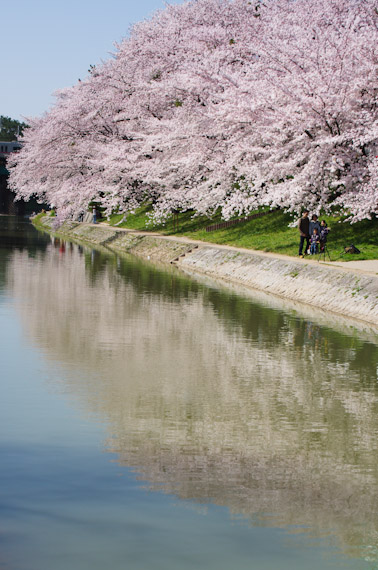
[
  {"x1": 178, "y1": 247, "x2": 378, "y2": 326},
  {"x1": 35, "y1": 218, "x2": 378, "y2": 326},
  {"x1": 38, "y1": 218, "x2": 194, "y2": 263}
]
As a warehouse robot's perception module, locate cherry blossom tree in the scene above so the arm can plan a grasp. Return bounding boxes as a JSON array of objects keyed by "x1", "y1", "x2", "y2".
[
  {"x1": 8, "y1": 0, "x2": 378, "y2": 223},
  {"x1": 240, "y1": 0, "x2": 378, "y2": 221}
]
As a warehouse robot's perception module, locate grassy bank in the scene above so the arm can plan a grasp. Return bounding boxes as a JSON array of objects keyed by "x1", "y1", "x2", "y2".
[{"x1": 106, "y1": 207, "x2": 378, "y2": 261}]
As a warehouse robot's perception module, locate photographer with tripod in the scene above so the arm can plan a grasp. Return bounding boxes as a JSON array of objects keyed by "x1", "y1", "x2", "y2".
[
  {"x1": 318, "y1": 220, "x2": 331, "y2": 261},
  {"x1": 319, "y1": 220, "x2": 330, "y2": 252}
]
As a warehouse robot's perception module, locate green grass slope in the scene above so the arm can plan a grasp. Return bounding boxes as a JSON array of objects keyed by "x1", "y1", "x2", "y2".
[{"x1": 107, "y1": 207, "x2": 378, "y2": 262}]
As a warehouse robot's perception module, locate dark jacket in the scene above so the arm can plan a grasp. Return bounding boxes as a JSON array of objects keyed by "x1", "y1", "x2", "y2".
[
  {"x1": 309, "y1": 220, "x2": 321, "y2": 236},
  {"x1": 298, "y1": 216, "x2": 310, "y2": 237},
  {"x1": 320, "y1": 227, "x2": 329, "y2": 242}
]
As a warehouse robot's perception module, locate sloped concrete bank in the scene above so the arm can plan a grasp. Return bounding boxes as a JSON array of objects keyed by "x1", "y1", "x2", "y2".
[
  {"x1": 36, "y1": 218, "x2": 378, "y2": 326},
  {"x1": 38, "y1": 217, "x2": 196, "y2": 263},
  {"x1": 178, "y1": 247, "x2": 378, "y2": 326}
]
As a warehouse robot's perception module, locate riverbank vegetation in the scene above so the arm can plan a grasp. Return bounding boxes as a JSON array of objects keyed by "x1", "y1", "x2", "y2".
[
  {"x1": 33, "y1": 207, "x2": 378, "y2": 261},
  {"x1": 9, "y1": 0, "x2": 378, "y2": 226},
  {"x1": 106, "y1": 207, "x2": 378, "y2": 261}
]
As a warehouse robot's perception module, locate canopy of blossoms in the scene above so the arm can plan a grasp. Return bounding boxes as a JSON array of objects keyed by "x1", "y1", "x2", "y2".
[{"x1": 8, "y1": 0, "x2": 378, "y2": 223}]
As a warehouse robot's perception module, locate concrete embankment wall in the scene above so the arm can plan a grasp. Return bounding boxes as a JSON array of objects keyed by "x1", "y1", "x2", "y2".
[
  {"x1": 39, "y1": 218, "x2": 195, "y2": 263},
  {"x1": 36, "y1": 218, "x2": 378, "y2": 326},
  {"x1": 178, "y1": 247, "x2": 378, "y2": 326}
]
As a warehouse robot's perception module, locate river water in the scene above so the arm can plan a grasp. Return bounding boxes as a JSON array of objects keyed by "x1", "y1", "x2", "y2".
[{"x1": 1, "y1": 216, "x2": 377, "y2": 570}]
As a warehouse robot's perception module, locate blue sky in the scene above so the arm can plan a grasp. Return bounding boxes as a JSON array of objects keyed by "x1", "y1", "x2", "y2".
[{"x1": 1, "y1": 0, "x2": 181, "y2": 122}]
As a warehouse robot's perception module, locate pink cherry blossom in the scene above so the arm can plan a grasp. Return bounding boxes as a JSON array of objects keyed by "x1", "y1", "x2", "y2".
[{"x1": 8, "y1": 0, "x2": 378, "y2": 223}]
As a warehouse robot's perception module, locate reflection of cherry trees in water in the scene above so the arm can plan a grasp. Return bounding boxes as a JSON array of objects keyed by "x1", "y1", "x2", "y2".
[
  {"x1": 9, "y1": 0, "x2": 378, "y2": 223},
  {"x1": 8, "y1": 242, "x2": 378, "y2": 564}
]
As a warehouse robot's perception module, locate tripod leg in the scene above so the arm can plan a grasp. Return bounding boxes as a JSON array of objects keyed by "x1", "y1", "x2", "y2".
[{"x1": 318, "y1": 245, "x2": 324, "y2": 262}]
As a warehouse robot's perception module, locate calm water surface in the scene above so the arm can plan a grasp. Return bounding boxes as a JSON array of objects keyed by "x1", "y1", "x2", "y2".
[{"x1": 0, "y1": 216, "x2": 377, "y2": 569}]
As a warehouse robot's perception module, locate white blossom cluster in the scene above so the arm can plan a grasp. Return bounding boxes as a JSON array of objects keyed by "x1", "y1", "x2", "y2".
[{"x1": 8, "y1": 0, "x2": 378, "y2": 223}]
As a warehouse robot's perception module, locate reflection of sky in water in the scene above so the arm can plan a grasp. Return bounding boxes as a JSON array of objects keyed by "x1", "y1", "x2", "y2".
[{"x1": 0, "y1": 219, "x2": 377, "y2": 569}]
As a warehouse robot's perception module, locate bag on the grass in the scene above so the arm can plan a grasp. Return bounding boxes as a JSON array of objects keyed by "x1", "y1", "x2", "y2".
[{"x1": 344, "y1": 244, "x2": 361, "y2": 254}]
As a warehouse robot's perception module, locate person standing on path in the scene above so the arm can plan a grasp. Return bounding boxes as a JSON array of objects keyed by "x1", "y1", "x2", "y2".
[
  {"x1": 309, "y1": 214, "x2": 321, "y2": 236},
  {"x1": 309, "y1": 227, "x2": 320, "y2": 255},
  {"x1": 92, "y1": 206, "x2": 97, "y2": 224},
  {"x1": 298, "y1": 209, "x2": 310, "y2": 257},
  {"x1": 319, "y1": 220, "x2": 330, "y2": 252}
]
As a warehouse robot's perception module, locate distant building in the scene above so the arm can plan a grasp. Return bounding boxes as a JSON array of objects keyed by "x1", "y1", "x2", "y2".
[{"x1": 0, "y1": 141, "x2": 22, "y2": 156}]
